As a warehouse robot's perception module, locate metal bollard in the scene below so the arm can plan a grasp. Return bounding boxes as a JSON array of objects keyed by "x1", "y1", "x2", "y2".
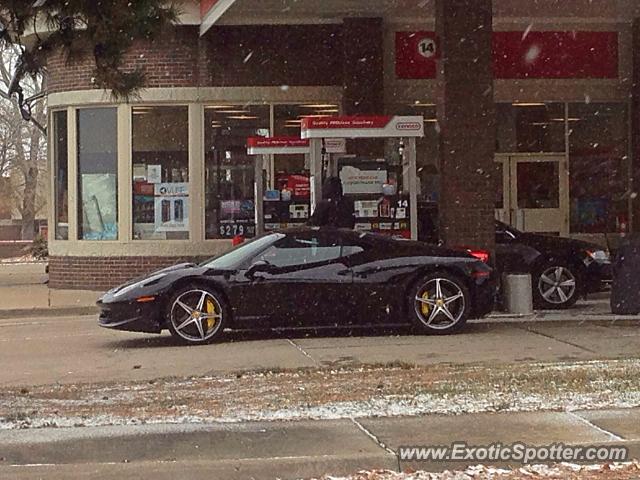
[{"x1": 503, "y1": 274, "x2": 533, "y2": 315}]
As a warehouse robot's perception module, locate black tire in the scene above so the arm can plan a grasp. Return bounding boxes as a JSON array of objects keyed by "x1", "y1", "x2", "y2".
[
  {"x1": 409, "y1": 272, "x2": 470, "y2": 334},
  {"x1": 533, "y1": 262, "x2": 579, "y2": 310},
  {"x1": 166, "y1": 284, "x2": 228, "y2": 345}
]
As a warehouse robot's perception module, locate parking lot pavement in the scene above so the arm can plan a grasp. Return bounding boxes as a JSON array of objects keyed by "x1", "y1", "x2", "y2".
[{"x1": 1, "y1": 310, "x2": 639, "y2": 388}]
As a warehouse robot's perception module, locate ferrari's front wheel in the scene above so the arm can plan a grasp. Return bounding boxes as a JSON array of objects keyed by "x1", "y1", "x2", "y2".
[
  {"x1": 410, "y1": 272, "x2": 470, "y2": 334},
  {"x1": 166, "y1": 285, "x2": 227, "y2": 345}
]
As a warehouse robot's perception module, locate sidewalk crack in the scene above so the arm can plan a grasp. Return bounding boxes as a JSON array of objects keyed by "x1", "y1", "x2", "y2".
[
  {"x1": 286, "y1": 338, "x2": 318, "y2": 365},
  {"x1": 516, "y1": 325, "x2": 597, "y2": 353},
  {"x1": 566, "y1": 411, "x2": 624, "y2": 442},
  {"x1": 350, "y1": 417, "x2": 399, "y2": 471}
]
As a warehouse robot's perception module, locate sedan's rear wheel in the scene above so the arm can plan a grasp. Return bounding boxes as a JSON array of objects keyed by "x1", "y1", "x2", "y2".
[
  {"x1": 167, "y1": 286, "x2": 226, "y2": 344},
  {"x1": 534, "y1": 264, "x2": 578, "y2": 309},
  {"x1": 410, "y1": 273, "x2": 470, "y2": 334}
]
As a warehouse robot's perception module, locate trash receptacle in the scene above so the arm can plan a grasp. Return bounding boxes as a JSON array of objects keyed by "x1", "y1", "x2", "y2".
[
  {"x1": 611, "y1": 238, "x2": 640, "y2": 314},
  {"x1": 503, "y1": 273, "x2": 533, "y2": 315}
]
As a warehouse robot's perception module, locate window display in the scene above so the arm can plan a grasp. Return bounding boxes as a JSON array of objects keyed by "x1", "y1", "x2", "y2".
[
  {"x1": 338, "y1": 158, "x2": 411, "y2": 238},
  {"x1": 204, "y1": 105, "x2": 269, "y2": 239},
  {"x1": 132, "y1": 106, "x2": 189, "y2": 240},
  {"x1": 569, "y1": 103, "x2": 629, "y2": 233},
  {"x1": 77, "y1": 108, "x2": 118, "y2": 240}
]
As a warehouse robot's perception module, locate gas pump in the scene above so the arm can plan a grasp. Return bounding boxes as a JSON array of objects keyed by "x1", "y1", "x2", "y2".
[
  {"x1": 301, "y1": 116, "x2": 424, "y2": 240},
  {"x1": 247, "y1": 136, "x2": 346, "y2": 234}
]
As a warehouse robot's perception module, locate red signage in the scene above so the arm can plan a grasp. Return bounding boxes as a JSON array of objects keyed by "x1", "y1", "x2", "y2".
[
  {"x1": 396, "y1": 31, "x2": 618, "y2": 79},
  {"x1": 276, "y1": 174, "x2": 311, "y2": 200},
  {"x1": 200, "y1": 0, "x2": 219, "y2": 17},
  {"x1": 396, "y1": 32, "x2": 438, "y2": 80},
  {"x1": 247, "y1": 137, "x2": 309, "y2": 148},
  {"x1": 493, "y1": 31, "x2": 618, "y2": 79},
  {"x1": 301, "y1": 116, "x2": 393, "y2": 130}
]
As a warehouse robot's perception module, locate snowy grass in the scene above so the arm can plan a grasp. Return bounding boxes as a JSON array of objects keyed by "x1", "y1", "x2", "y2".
[{"x1": 1, "y1": 358, "x2": 640, "y2": 430}]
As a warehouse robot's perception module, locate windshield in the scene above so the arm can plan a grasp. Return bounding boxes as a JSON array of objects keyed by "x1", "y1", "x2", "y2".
[{"x1": 201, "y1": 233, "x2": 285, "y2": 270}]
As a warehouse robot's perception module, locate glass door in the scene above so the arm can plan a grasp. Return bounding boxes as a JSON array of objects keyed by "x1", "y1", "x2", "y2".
[{"x1": 496, "y1": 155, "x2": 569, "y2": 235}]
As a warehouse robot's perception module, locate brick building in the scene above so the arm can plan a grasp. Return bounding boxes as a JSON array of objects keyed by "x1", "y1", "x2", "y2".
[{"x1": 45, "y1": 0, "x2": 640, "y2": 289}]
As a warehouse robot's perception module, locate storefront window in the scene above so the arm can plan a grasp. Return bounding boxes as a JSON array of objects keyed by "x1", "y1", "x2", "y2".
[
  {"x1": 132, "y1": 106, "x2": 189, "y2": 240},
  {"x1": 53, "y1": 111, "x2": 68, "y2": 240},
  {"x1": 569, "y1": 103, "x2": 629, "y2": 233},
  {"x1": 77, "y1": 108, "x2": 118, "y2": 240},
  {"x1": 496, "y1": 103, "x2": 565, "y2": 153},
  {"x1": 204, "y1": 105, "x2": 269, "y2": 239}
]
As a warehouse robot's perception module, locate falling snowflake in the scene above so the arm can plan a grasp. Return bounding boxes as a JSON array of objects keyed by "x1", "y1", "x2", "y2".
[{"x1": 525, "y1": 45, "x2": 541, "y2": 64}]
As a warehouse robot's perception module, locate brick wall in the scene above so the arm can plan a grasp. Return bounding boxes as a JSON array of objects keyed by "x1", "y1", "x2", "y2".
[
  {"x1": 47, "y1": 24, "x2": 343, "y2": 93},
  {"x1": 48, "y1": 256, "x2": 210, "y2": 291}
]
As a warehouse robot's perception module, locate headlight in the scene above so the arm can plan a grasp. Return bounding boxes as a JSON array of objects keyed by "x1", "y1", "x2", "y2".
[
  {"x1": 585, "y1": 249, "x2": 610, "y2": 264},
  {"x1": 113, "y1": 273, "x2": 167, "y2": 298}
]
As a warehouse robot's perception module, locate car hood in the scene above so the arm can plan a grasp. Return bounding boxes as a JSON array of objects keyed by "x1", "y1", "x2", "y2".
[{"x1": 109, "y1": 262, "x2": 198, "y2": 294}]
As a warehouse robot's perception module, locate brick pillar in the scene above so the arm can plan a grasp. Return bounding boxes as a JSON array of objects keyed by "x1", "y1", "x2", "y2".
[
  {"x1": 342, "y1": 17, "x2": 385, "y2": 156},
  {"x1": 632, "y1": 18, "x2": 640, "y2": 233},
  {"x1": 436, "y1": 0, "x2": 496, "y2": 251}
]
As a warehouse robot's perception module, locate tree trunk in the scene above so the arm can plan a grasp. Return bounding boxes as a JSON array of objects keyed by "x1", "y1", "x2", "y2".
[{"x1": 21, "y1": 166, "x2": 38, "y2": 240}]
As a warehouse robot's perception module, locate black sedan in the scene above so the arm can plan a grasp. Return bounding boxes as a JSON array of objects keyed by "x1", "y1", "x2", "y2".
[
  {"x1": 495, "y1": 221, "x2": 611, "y2": 309},
  {"x1": 99, "y1": 228, "x2": 496, "y2": 344}
]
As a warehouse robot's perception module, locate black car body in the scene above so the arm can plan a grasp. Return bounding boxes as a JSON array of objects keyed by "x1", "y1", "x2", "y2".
[
  {"x1": 495, "y1": 221, "x2": 611, "y2": 308},
  {"x1": 99, "y1": 228, "x2": 496, "y2": 344}
]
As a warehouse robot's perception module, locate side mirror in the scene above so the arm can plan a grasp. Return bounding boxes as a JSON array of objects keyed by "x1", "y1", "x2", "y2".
[{"x1": 246, "y1": 260, "x2": 272, "y2": 279}]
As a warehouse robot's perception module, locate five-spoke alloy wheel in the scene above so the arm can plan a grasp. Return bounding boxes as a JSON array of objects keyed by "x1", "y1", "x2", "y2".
[
  {"x1": 167, "y1": 286, "x2": 226, "y2": 344},
  {"x1": 534, "y1": 264, "x2": 578, "y2": 309},
  {"x1": 410, "y1": 273, "x2": 470, "y2": 334}
]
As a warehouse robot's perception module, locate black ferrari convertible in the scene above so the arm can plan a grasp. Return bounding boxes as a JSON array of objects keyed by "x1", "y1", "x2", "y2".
[{"x1": 98, "y1": 228, "x2": 496, "y2": 344}]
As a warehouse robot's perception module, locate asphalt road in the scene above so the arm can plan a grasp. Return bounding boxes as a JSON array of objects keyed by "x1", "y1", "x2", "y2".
[{"x1": 1, "y1": 311, "x2": 639, "y2": 388}]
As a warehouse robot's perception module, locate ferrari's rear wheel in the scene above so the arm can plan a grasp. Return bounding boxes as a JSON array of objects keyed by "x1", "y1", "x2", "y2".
[
  {"x1": 410, "y1": 273, "x2": 470, "y2": 334},
  {"x1": 167, "y1": 285, "x2": 226, "y2": 344}
]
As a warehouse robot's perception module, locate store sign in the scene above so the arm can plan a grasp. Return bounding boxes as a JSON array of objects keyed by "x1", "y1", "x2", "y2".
[
  {"x1": 396, "y1": 30, "x2": 618, "y2": 79},
  {"x1": 396, "y1": 32, "x2": 438, "y2": 79},
  {"x1": 301, "y1": 116, "x2": 424, "y2": 139},
  {"x1": 154, "y1": 183, "x2": 189, "y2": 232},
  {"x1": 339, "y1": 166, "x2": 388, "y2": 195},
  {"x1": 277, "y1": 173, "x2": 311, "y2": 199},
  {"x1": 247, "y1": 136, "x2": 310, "y2": 155},
  {"x1": 494, "y1": 31, "x2": 618, "y2": 79}
]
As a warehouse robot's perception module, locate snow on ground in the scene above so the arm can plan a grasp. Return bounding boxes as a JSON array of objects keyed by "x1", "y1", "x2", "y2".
[
  {"x1": 308, "y1": 462, "x2": 640, "y2": 480},
  {"x1": 1, "y1": 359, "x2": 640, "y2": 430}
]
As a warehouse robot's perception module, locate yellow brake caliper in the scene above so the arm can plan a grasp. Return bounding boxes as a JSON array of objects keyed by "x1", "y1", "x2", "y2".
[
  {"x1": 205, "y1": 299, "x2": 217, "y2": 330},
  {"x1": 421, "y1": 291, "x2": 430, "y2": 316}
]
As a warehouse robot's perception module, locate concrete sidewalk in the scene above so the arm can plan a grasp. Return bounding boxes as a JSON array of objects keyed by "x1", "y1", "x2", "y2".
[
  {"x1": 1, "y1": 408, "x2": 639, "y2": 479},
  {"x1": 0, "y1": 263, "x2": 99, "y2": 318}
]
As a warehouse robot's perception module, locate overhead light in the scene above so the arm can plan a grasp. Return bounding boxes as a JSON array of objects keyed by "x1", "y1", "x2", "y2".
[
  {"x1": 413, "y1": 102, "x2": 436, "y2": 107},
  {"x1": 513, "y1": 102, "x2": 546, "y2": 107},
  {"x1": 315, "y1": 109, "x2": 339, "y2": 113},
  {"x1": 530, "y1": 121, "x2": 550, "y2": 126},
  {"x1": 227, "y1": 115, "x2": 258, "y2": 120},
  {"x1": 424, "y1": 119, "x2": 438, "y2": 123},
  {"x1": 300, "y1": 104, "x2": 338, "y2": 109},
  {"x1": 550, "y1": 117, "x2": 581, "y2": 122},
  {"x1": 205, "y1": 105, "x2": 235, "y2": 109},
  {"x1": 218, "y1": 110, "x2": 251, "y2": 114}
]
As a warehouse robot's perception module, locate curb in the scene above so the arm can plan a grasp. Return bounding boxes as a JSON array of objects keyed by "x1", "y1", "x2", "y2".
[{"x1": 0, "y1": 306, "x2": 98, "y2": 320}]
